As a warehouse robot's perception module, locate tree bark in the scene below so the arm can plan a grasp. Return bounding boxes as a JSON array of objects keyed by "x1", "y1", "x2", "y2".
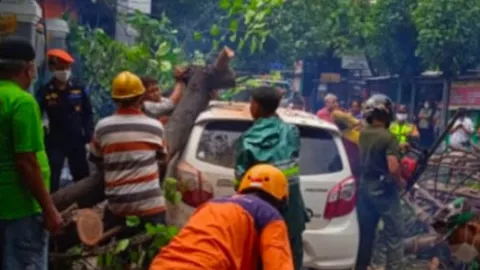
[
  {"x1": 164, "y1": 47, "x2": 235, "y2": 159},
  {"x1": 52, "y1": 173, "x2": 104, "y2": 212}
]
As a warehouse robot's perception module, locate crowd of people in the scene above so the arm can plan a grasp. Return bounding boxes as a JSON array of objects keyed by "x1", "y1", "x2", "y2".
[
  {"x1": 1, "y1": 35, "x2": 479, "y2": 270},
  {"x1": 0, "y1": 36, "x2": 304, "y2": 270}
]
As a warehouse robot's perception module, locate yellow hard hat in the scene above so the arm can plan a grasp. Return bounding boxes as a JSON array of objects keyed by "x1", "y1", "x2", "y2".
[
  {"x1": 111, "y1": 71, "x2": 145, "y2": 99},
  {"x1": 238, "y1": 164, "x2": 288, "y2": 201}
]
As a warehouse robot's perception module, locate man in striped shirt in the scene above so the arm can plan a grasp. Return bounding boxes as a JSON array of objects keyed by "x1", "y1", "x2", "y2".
[{"x1": 89, "y1": 71, "x2": 166, "y2": 225}]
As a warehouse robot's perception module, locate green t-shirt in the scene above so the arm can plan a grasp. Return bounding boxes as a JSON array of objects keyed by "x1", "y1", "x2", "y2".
[
  {"x1": 359, "y1": 125, "x2": 399, "y2": 177},
  {"x1": 0, "y1": 80, "x2": 50, "y2": 219}
]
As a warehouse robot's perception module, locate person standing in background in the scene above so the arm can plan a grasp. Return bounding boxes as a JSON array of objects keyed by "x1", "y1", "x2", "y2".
[
  {"x1": 390, "y1": 104, "x2": 420, "y2": 151},
  {"x1": 350, "y1": 100, "x2": 363, "y2": 120},
  {"x1": 316, "y1": 93, "x2": 339, "y2": 123},
  {"x1": 433, "y1": 101, "x2": 443, "y2": 137},
  {"x1": 0, "y1": 37, "x2": 63, "y2": 270},
  {"x1": 449, "y1": 109, "x2": 474, "y2": 149},
  {"x1": 38, "y1": 49, "x2": 94, "y2": 192},
  {"x1": 417, "y1": 100, "x2": 435, "y2": 149}
]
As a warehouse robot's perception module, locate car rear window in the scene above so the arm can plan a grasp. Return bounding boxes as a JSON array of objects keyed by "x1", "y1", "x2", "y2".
[{"x1": 196, "y1": 120, "x2": 343, "y2": 175}]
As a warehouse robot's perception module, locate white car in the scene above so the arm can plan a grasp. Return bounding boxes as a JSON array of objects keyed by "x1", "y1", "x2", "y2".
[{"x1": 166, "y1": 101, "x2": 359, "y2": 270}]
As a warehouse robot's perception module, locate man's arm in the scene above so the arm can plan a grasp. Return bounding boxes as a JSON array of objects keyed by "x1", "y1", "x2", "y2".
[
  {"x1": 168, "y1": 81, "x2": 185, "y2": 105},
  {"x1": 386, "y1": 135, "x2": 405, "y2": 189},
  {"x1": 410, "y1": 124, "x2": 420, "y2": 138},
  {"x1": 259, "y1": 220, "x2": 294, "y2": 270},
  {"x1": 13, "y1": 96, "x2": 62, "y2": 233},
  {"x1": 88, "y1": 134, "x2": 104, "y2": 173},
  {"x1": 82, "y1": 87, "x2": 94, "y2": 142}
]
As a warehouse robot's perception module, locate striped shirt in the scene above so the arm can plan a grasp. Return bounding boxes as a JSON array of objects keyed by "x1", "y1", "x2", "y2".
[{"x1": 89, "y1": 108, "x2": 166, "y2": 217}]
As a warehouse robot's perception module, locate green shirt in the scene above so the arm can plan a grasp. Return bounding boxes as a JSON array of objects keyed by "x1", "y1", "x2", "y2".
[
  {"x1": 0, "y1": 80, "x2": 50, "y2": 219},
  {"x1": 359, "y1": 125, "x2": 399, "y2": 177}
]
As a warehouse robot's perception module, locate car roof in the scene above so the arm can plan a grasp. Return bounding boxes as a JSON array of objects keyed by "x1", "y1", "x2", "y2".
[{"x1": 195, "y1": 101, "x2": 340, "y2": 134}]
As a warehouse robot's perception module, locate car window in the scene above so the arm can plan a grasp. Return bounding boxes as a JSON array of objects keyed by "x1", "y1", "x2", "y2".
[{"x1": 196, "y1": 120, "x2": 343, "y2": 175}]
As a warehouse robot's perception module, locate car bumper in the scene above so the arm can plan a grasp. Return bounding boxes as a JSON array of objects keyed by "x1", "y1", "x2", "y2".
[{"x1": 302, "y1": 211, "x2": 359, "y2": 270}]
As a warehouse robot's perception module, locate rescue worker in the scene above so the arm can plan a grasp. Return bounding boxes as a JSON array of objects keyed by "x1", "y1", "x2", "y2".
[
  {"x1": 356, "y1": 94, "x2": 406, "y2": 270},
  {"x1": 38, "y1": 49, "x2": 93, "y2": 192},
  {"x1": 389, "y1": 104, "x2": 419, "y2": 150},
  {"x1": 235, "y1": 86, "x2": 308, "y2": 270},
  {"x1": 150, "y1": 164, "x2": 294, "y2": 270}
]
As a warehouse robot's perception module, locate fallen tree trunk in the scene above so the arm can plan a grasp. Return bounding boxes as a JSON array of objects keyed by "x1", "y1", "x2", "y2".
[
  {"x1": 52, "y1": 173, "x2": 104, "y2": 212},
  {"x1": 164, "y1": 47, "x2": 235, "y2": 159}
]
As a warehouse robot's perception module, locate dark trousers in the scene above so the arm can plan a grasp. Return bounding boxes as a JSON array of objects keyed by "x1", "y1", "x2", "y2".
[
  {"x1": 355, "y1": 180, "x2": 404, "y2": 270},
  {"x1": 46, "y1": 137, "x2": 89, "y2": 193},
  {"x1": 419, "y1": 129, "x2": 434, "y2": 149}
]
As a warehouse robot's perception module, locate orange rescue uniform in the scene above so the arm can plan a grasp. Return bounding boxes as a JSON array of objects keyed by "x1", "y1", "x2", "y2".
[{"x1": 150, "y1": 194, "x2": 293, "y2": 270}]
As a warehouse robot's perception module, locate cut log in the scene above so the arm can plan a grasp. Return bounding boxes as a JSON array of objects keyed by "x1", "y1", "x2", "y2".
[{"x1": 164, "y1": 46, "x2": 235, "y2": 159}]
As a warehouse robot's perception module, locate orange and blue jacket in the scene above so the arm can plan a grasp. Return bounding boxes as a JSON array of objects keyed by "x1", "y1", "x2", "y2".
[{"x1": 150, "y1": 194, "x2": 294, "y2": 270}]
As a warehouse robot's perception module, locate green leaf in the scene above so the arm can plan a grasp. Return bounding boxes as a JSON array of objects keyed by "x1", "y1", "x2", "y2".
[
  {"x1": 219, "y1": 0, "x2": 231, "y2": 10},
  {"x1": 212, "y1": 39, "x2": 219, "y2": 51},
  {"x1": 145, "y1": 223, "x2": 157, "y2": 235},
  {"x1": 249, "y1": 37, "x2": 257, "y2": 54},
  {"x1": 126, "y1": 216, "x2": 141, "y2": 227},
  {"x1": 229, "y1": 20, "x2": 239, "y2": 32},
  {"x1": 114, "y1": 239, "x2": 130, "y2": 254},
  {"x1": 193, "y1": 31, "x2": 203, "y2": 41},
  {"x1": 167, "y1": 226, "x2": 179, "y2": 236},
  {"x1": 174, "y1": 192, "x2": 182, "y2": 204},
  {"x1": 160, "y1": 60, "x2": 172, "y2": 72},
  {"x1": 229, "y1": 34, "x2": 237, "y2": 43},
  {"x1": 156, "y1": 42, "x2": 170, "y2": 57},
  {"x1": 210, "y1": 24, "x2": 220, "y2": 37},
  {"x1": 238, "y1": 38, "x2": 246, "y2": 50}
]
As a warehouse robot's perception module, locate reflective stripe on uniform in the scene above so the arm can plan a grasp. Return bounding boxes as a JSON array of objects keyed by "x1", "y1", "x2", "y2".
[{"x1": 390, "y1": 122, "x2": 414, "y2": 144}]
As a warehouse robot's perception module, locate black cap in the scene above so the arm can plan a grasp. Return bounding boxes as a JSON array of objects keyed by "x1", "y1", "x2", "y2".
[{"x1": 0, "y1": 36, "x2": 36, "y2": 62}]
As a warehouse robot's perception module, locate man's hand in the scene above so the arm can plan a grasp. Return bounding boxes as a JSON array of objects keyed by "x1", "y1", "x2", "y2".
[
  {"x1": 399, "y1": 142, "x2": 410, "y2": 152},
  {"x1": 173, "y1": 66, "x2": 188, "y2": 84},
  {"x1": 43, "y1": 206, "x2": 64, "y2": 235}
]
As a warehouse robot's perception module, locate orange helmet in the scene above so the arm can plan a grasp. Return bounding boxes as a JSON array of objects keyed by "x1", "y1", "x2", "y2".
[
  {"x1": 47, "y1": 49, "x2": 74, "y2": 64},
  {"x1": 238, "y1": 164, "x2": 288, "y2": 201}
]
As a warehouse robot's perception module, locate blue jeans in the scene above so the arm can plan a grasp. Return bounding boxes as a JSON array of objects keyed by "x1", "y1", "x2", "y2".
[{"x1": 0, "y1": 214, "x2": 49, "y2": 270}]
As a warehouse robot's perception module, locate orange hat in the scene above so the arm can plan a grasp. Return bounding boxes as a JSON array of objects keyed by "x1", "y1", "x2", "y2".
[{"x1": 47, "y1": 49, "x2": 74, "y2": 64}]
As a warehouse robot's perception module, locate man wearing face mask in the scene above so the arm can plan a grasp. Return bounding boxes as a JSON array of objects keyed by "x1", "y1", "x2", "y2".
[
  {"x1": 389, "y1": 104, "x2": 419, "y2": 150},
  {"x1": 38, "y1": 49, "x2": 93, "y2": 192},
  {"x1": 417, "y1": 100, "x2": 435, "y2": 148}
]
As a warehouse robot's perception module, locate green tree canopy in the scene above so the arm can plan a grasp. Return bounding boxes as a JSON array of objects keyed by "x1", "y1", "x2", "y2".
[
  {"x1": 413, "y1": 0, "x2": 480, "y2": 77},
  {"x1": 365, "y1": 0, "x2": 420, "y2": 78}
]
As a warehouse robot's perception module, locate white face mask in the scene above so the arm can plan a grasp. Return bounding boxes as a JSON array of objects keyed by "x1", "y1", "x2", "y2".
[
  {"x1": 450, "y1": 243, "x2": 478, "y2": 263},
  {"x1": 424, "y1": 102, "x2": 430, "y2": 109},
  {"x1": 396, "y1": 113, "x2": 407, "y2": 121},
  {"x1": 53, "y1": 69, "x2": 71, "y2": 83}
]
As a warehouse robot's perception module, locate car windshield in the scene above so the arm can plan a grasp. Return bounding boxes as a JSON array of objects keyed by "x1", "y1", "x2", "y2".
[{"x1": 196, "y1": 120, "x2": 343, "y2": 175}]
